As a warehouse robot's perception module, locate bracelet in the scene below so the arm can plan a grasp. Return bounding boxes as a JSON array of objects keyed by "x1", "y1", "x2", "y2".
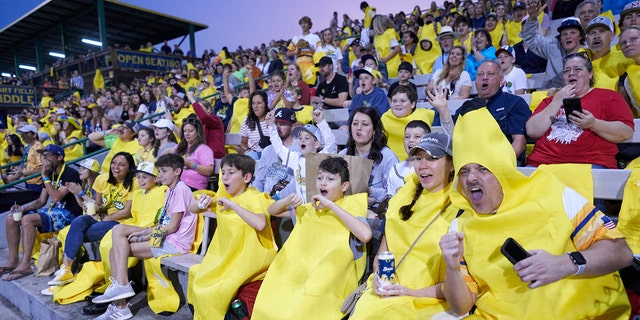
[
  {"x1": 193, "y1": 163, "x2": 198, "y2": 170},
  {"x1": 44, "y1": 180, "x2": 51, "y2": 184},
  {"x1": 77, "y1": 190, "x2": 86, "y2": 197},
  {"x1": 103, "y1": 130, "x2": 107, "y2": 136},
  {"x1": 42, "y1": 176, "x2": 51, "y2": 183}
]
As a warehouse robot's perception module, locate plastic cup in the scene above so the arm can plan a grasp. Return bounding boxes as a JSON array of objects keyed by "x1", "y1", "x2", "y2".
[
  {"x1": 10, "y1": 203, "x2": 22, "y2": 222},
  {"x1": 85, "y1": 201, "x2": 96, "y2": 216}
]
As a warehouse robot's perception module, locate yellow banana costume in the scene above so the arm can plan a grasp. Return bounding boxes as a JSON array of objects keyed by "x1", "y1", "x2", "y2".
[{"x1": 449, "y1": 108, "x2": 630, "y2": 319}]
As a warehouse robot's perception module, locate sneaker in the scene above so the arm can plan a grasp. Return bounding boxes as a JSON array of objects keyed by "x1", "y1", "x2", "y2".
[
  {"x1": 91, "y1": 277, "x2": 135, "y2": 304},
  {"x1": 41, "y1": 286, "x2": 54, "y2": 296},
  {"x1": 47, "y1": 265, "x2": 74, "y2": 286},
  {"x1": 93, "y1": 303, "x2": 133, "y2": 320}
]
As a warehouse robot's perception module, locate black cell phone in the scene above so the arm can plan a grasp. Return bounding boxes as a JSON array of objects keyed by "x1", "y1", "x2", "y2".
[
  {"x1": 501, "y1": 238, "x2": 531, "y2": 265},
  {"x1": 563, "y1": 98, "x2": 583, "y2": 122}
]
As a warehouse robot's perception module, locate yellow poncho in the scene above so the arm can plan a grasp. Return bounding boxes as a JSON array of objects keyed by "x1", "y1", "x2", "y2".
[
  {"x1": 252, "y1": 193, "x2": 368, "y2": 320},
  {"x1": 351, "y1": 175, "x2": 458, "y2": 319},
  {"x1": 188, "y1": 187, "x2": 276, "y2": 320},
  {"x1": 450, "y1": 108, "x2": 630, "y2": 319},
  {"x1": 381, "y1": 108, "x2": 435, "y2": 161}
]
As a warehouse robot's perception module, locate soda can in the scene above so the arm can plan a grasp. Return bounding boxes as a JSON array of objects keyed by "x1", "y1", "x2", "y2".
[{"x1": 378, "y1": 251, "x2": 397, "y2": 286}]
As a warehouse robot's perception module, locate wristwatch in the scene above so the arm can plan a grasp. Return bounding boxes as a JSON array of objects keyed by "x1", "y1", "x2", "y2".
[{"x1": 568, "y1": 252, "x2": 586, "y2": 275}]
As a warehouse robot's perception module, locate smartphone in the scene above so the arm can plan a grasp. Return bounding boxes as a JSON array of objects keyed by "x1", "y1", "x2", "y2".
[
  {"x1": 563, "y1": 98, "x2": 583, "y2": 122},
  {"x1": 501, "y1": 238, "x2": 531, "y2": 265}
]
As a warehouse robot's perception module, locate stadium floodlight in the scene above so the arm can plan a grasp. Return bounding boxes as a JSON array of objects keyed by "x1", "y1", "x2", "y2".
[
  {"x1": 1, "y1": 73, "x2": 12, "y2": 77},
  {"x1": 82, "y1": 38, "x2": 102, "y2": 46},
  {"x1": 18, "y1": 65, "x2": 36, "y2": 71},
  {"x1": 49, "y1": 52, "x2": 65, "y2": 58}
]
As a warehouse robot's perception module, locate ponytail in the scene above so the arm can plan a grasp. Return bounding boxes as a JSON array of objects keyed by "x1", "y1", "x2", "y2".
[{"x1": 399, "y1": 183, "x2": 423, "y2": 221}]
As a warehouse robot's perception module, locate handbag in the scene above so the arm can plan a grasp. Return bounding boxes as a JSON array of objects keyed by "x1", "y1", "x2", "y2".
[
  {"x1": 36, "y1": 237, "x2": 61, "y2": 276},
  {"x1": 256, "y1": 122, "x2": 271, "y2": 149},
  {"x1": 340, "y1": 204, "x2": 456, "y2": 317}
]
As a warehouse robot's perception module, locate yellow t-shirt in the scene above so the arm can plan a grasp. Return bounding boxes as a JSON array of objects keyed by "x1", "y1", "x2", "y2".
[
  {"x1": 590, "y1": 49, "x2": 633, "y2": 91},
  {"x1": 505, "y1": 20, "x2": 523, "y2": 47},
  {"x1": 100, "y1": 138, "x2": 140, "y2": 173},
  {"x1": 293, "y1": 105, "x2": 314, "y2": 124},
  {"x1": 92, "y1": 173, "x2": 140, "y2": 218},
  {"x1": 374, "y1": 29, "x2": 401, "y2": 78},
  {"x1": 121, "y1": 185, "x2": 167, "y2": 227}
]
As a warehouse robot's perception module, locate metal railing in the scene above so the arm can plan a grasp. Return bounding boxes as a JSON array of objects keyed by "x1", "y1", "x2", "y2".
[{"x1": 0, "y1": 111, "x2": 166, "y2": 192}]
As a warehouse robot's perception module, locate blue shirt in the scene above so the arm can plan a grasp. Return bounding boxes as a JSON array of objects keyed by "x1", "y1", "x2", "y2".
[
  {"x1": 466, "y1": 46, "x2": 497, "y2": 81},
  {"x1": 452, "y1": 90, "x2": 530, "y2": 139},
  {"x1": 432, "y1": 53, "x2": 449, "y2": 74},
  {"x1": 349, "y1": 87, "x2": 390, "y2": 117}
]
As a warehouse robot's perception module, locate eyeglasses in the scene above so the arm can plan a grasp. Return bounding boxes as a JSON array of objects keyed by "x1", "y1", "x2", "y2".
[{"x1": 563, "y1": 52, "x2": 590, "y2": 63}]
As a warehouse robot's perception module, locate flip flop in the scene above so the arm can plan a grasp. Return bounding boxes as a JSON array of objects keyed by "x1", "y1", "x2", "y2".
[
  {"x1": 1, "y1": 269, "x2": 33, "y2": 281},
  {"x1": 0, "y1": 266, "x2": 16, "y2": 276}
]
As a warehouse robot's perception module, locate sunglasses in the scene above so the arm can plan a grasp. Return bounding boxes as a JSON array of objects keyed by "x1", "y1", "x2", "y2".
[{"x1": 563, "y1": 52, "x2": 590, "y2": 63}]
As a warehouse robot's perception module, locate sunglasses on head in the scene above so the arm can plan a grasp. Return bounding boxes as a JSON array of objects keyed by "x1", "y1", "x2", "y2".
[{"x1": 563, "y1": 52, "x2": 590, "y2": 63}]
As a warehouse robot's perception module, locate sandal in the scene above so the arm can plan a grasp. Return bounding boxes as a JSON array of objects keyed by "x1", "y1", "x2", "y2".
[
  {"x1": 1, "y1": 269, "x2": 33, "y2": 281},
  {"x1": 0, "y1": 266, "x2": 16, "y2": 276}
]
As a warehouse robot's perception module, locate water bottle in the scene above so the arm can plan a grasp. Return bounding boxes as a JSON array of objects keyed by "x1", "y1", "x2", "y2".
[{"x1": 230, "y1": 299, "x2": 249, "y2": 320}]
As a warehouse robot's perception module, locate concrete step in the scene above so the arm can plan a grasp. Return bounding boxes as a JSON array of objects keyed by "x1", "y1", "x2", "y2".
[{"x1": 0, "y1": 249, "x2": 193, "y2": 319}]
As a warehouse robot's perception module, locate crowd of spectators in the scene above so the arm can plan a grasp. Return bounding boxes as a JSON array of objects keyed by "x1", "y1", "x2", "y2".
[{"x1": 1, "y1": 0, "x2": 640, "y2": 318}]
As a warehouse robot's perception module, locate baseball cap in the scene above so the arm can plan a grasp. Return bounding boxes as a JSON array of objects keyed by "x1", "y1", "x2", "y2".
[
  {"x1": 171, "y1": 92, "x2": 186, "y2": 100},
  {"x1": 360, "y1": 54, "x2": 378, "y2": 66},
  {"x1": 274, "y1": 108, "x2": 297, "y2": 123},
  {"x1": 77, "y1": 158, "x2": 100, "y2": 173},
  {"x1": 17, "y1": 124, "x2": 38, "y2": 134},
  {"x1": 152, "y1": 118, "x2": 174, "y2": 131},
  {"x1": 622, "y1": 1, "x2": 640, "y2": 19},
  {"x1": 293, "y1": 124, "x2": 324, "y2": 145},
  {"x1": 38, "y1": 132, "x2": 51, "y2": 141},
  {"x1": 55, "y1": 108, "x2": 66, "y2": 115},
  {"x1": 557, "y1": 17, "x2": 583, "y2": 34},
  {"x1": 585, "y1": 16, "x2": 614, "y2": 33},
  {"x1": 487, "y1": 13, "x2": 498, "y2": 20},
  {"x1": 315, "y1": 56, "x2": 333, "y2": 67},
  {"x1": 350, "y1": 38, "x2": 361, "y2": 47},
  {"x1": 38, "y1": 144, "x2": 65, "y2": 157},
  {"x1": 409, "y1": 133, "x2": 452, "y2": 158},
  {"x1": 136, "y1": 161, "x2": 159, "y2": 176},
  {"x1": 513, "y1": 1, "x2": 526, "y2": 10},
  {"x1": 398, "y1": 61, "x2": 413, "y2": 74},
  {"x1": 495, "y1": 45, "x2": 516, "y2": 60},
  {"x1": 123, "y1": 120, "x2": 140, "y2": 134},
  {"x1": 437, "y1": 26, "x2": 459, "y2": 42},
  {"x1": 354, "y1": 66, "x2": 382, "y2": 80}
]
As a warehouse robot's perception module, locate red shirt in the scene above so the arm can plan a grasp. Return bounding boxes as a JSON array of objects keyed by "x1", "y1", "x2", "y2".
[
  {"x1": 192, "y1": 101, "x2": 226, "y2": 159},
  {"x1": 527, "y1": 88, "x2": 634, "y2": 169}
]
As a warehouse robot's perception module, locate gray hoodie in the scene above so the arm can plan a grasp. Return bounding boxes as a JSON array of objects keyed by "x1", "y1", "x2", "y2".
[{"x1": 522, "y1": 19, "x2": 568, "y2": 88}]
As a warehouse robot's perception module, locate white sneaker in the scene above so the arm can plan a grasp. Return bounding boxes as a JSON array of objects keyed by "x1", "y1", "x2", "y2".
[
  {"x1": 47, "y1": 265, "x2": 74, "y2": 286},
  {"x1": 93, "y1": 303, "x2": 133, "y2": 320},
  {"x1": 40, "y1": 286, "x2": 54, "y2": 296},
  {"x1": 91, "y1": 277, "x2": 135, "y2": 304}
]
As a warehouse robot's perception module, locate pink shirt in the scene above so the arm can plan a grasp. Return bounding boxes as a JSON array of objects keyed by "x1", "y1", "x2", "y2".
[
  {"x1": 164, "y1": 181, "x2": 197, "y2": 253},
  {"x1": 181, "y1": 143, "x2": 214, "y2": 190}
]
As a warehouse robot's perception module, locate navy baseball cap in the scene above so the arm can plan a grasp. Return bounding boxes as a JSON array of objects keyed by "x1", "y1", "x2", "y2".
[{"x1": 38, "y1": 144, "x2": 65, "y2": 157}]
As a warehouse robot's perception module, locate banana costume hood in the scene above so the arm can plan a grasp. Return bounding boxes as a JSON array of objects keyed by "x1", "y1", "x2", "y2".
[{"x1": 449, "y1": 108, "x2": 629, "y2": 319}]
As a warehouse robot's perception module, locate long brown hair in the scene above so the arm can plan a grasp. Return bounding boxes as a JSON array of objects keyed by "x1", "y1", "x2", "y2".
[{"x1": 437, "y1": 45, "x2": 467, "y2": 84}]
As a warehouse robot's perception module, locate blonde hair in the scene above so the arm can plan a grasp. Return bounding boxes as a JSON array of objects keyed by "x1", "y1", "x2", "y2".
[{"x1": 437, "y1": 45, "x2": 467, "y2": 84}]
